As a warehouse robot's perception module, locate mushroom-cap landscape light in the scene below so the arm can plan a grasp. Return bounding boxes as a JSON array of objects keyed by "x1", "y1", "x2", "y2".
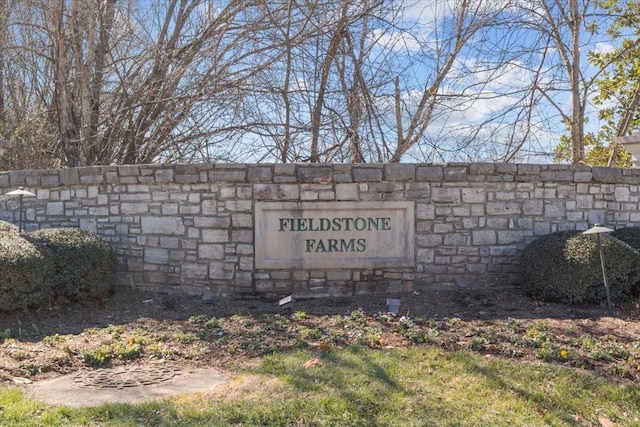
[
  {"x1": 6, "y1": 186, "x2": 36, "y2": 232},
  {"x1": 582, "y1": 224, "x2": 614, "y2": 315},
  {"x1": 6, "y1": 187, "x2": 36, "y2": 197},
  {"x1": 583, "y1": 224, "x2": 613, "y2": 235}
]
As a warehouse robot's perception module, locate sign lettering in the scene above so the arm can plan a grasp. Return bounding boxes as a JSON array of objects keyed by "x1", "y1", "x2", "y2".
[{"x1": 255, "y1": 202, "x2": 414, "y2": 269}]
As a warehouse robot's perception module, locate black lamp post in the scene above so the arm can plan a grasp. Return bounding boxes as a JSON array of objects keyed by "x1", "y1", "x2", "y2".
[
  {"x1": 6, "y1": 187, "x2": 36, "y2": 232},
  {"x1": 583, "y1": 224, "x2": 614, "y2": 315}
]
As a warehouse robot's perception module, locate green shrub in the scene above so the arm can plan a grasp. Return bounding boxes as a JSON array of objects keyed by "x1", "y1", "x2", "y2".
[
  {"x1": 0, "y1": 233, "x2": 55, "y2": 311},
  {"x1": 27, "y1": 227, "x2": 117, "y2": 300},
  {"x1": 519, "y1": 230, "x2": 640, "y2": 304},
  {"x1": 611, "y1": 226, "x2": 640, "y2": 250}
]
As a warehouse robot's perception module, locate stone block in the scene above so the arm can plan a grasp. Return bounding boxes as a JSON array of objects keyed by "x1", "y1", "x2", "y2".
[
  {"x1": 209, "y1": 261, "x2": 235, "y2": 280},
  {"x1": 46, "y1": 202, "x2": 64, "y2": 215},
  {"x1": 544, "y1": 202, "x2": 566, "y2": 218},
  {"x1": 333, "y1": 173, "x2": 353, "y2": 183},
  {"x1": 254, "y1": 280, "x2": 274, "y2": 293},
  {"x1": 497, "y1": 230, "x2": 524, "y2": 244},
  {"x1": 486, "y1": 202, "x2": 521, "y2": 215},
  {"x1": 469, "y1": 163, "x2": 495, "y2": 175},
  {"x1": 523, "y1": 199, "x2": 543, "y2": 215},
  {"x1": 517, "y1": 164, "x2": 541, "y2": 175},
  {"x1": 141, "y1": 217, "x2": 185, "y2": 234},
  {"x1": 247, "y1": 166, "x2": 273, "y2": 182},
  {"x1": 416, "y1": 166, "x2": 443, "y2": 181},
  {"x1": 194, "y1": 216, "x2": 230, "y2": 228},
  {"x1": 162, "y1": 203, "x2": 179, "y2": 215},
  {"x1": 42, "y1": 174, "x2": 60, "y2": 186},
  {"x1": 576, "y1": 194, "x2": 593, "y2": 209},
  {"x1": 297, "y1": 165, "x2": 332, "y2": 183},
  {"x1": 592, "y1": 167, "x2": 622, "y2": 183},
  {"x1": 121, "y1": 202, "x2": 148, "y2": 215},
  {"x1": 232, "y1": 229, "x2": 253, "y2": 243},
  {"x1": 155, "y1": 168, "x2": 174, "y2": 183},
  {"x1": 443, "y1": 233, "x2": 469, "y2": 246},
  {"x1": 239, "y1": 256, "x2": 253, "y2": 270},
  {"x1": 462, "y1": 188, "x2": 486, "y2": 203},
  {"x1": 444, "y1": 166, "x2": 468, "y2": 181},
  {"x1": 179, "y1": 205, "x2": 200, "y2": 215},
  {"x1": 327, "y1": 270, "x2": 351, "y2": 281},
  {"x1": 352, "y1": 166, "x2": 383, "y2": 182},
  {"x1": 431, "y1": 187, "x2": 460, "y2": 203},
  {"x1": 336, "y1": 183, "x2": 358, "y2": 200},
  {"x1": 274, "y1": 163, "x2": 296, "y2": 175},
  {"x1": 301, "y1": 190, "x2": 319, "y2": 200},
  {"x1": 80, "y1": 173, "x2": 106, "y2": 184},
  {"x1": 224, "y1": 200, "x2": 252, "y2": 212},
  {"x1": 472, "y1": 230, "x2": 496, "y2": 245},
  {"x1": 202, "y1": 229, "x2": 229, "y2": 243},
  {"x1": 384, "y1": 163, "x2": 415, "y2": 181},
  {"x1": 181, "y1": 263, "x2": 209, "y2": 279},
  {"x1": 495, "y1": 163, "x2": 518, "y2": 174},
  {"x1": 234, "y1": 271, "x2": 254, "y2": 288},
  {"x1": 232, "y1": 213, "x2": 253, "y2": 227},
  {"x1": 198, "y1": 244, "x2": 225, "y2": 259},
  {"x1": 615, "y1": 187, "x2": 630, "y2": 202},
  {"x1": 144, "y1": 248, "x2": 169, "y2": 264},
  {"x1": 79, "y1": 218, "x2": 97, "y2": 233},
  {"x1": 254, "y1": 184, "x2": 300, "y2": 200},
  {"x1": 160, "y1": 237, "x2": 180, "y2": 249},
  {"x1": 59, "y1": 168, "x2": 80, "y2": 186},
  {"x1": 201, "y1": 199, "x2": 217, "y2": 214}
]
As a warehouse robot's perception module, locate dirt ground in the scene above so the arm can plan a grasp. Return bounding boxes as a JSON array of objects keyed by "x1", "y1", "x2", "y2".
[{"x1": 1, "y1": 284, "x2": 639, "y2": 384}]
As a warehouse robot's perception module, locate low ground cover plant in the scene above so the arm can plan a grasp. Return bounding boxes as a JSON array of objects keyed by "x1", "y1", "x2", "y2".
[{"x1": 1, "y1": 318, "x2": 639, "y2": 426}]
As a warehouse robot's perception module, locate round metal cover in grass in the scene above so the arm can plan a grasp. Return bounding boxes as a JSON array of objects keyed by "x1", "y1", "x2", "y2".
[{"x1": 72, "y1": 365, "x2": 183, "y2": 389}]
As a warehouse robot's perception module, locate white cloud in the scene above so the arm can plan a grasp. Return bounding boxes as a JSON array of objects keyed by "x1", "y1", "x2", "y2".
[
  {"x1": 370, "y1": 28, "x2": 422, "y2": 53},
  {"x1": 594, "y1": 42, "x2": 615, "y2": 55},
  {"x1": 402, "y1": 0, "x2": 457, "y2": 22},
  {"x1": 403, "y1": 0, "x2": 514, "y2": 23}
]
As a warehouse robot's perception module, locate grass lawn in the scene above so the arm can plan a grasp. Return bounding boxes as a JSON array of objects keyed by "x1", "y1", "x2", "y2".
[{"x1": 1, "y1": 346, "x2": 638, "y2": 426}]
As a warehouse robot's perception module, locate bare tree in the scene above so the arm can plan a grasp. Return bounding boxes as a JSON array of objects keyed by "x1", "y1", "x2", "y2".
[
  {"x1": 231, "y1": 1, "x2": 520, "y2": 163},
  {"x1": 0, "y1": 0, "x2": 617, "y2": 167},
  {"x1": 0, "y1": 0, "x2": 291, "y2": 167},
  {"x1": 515, "y1": 0, "x2": 610, "y2": 165},
  {"x1": 45, "y1": 0, "x2": 117, "y2": 166}
]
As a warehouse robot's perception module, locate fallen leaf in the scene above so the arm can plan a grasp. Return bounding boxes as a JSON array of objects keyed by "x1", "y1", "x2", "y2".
[
  {"x1": 598, "y1": 416, "x2": 616, "y2": 427},
  {"x1": 303, "y1": 358, "x2": 320, "y2": 369}
]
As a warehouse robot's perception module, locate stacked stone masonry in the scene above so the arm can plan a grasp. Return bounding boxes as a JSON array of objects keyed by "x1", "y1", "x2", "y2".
[{"x1": 1, "y1": 163, "x2": 638, "y2": 297}]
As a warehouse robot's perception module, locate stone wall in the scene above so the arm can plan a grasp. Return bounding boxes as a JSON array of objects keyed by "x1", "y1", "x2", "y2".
[{"x1": 0, "y1": 162, "x2": 638, "y2": 297}]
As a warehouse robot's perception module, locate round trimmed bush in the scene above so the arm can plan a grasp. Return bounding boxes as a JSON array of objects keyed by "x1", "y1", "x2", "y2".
[
  {"x1": 27, "y1": 227, "x2": 117, "y2": 300},
  {"x1": 611, "y1": 226, "x2": 640, "y2": 250},
  {"x1": 0, "y1": 220, "x2": 19, "y2": 235},
  {"x1": 0, "y1": 231, "x2": 55, "y2": 311},
  {"x1": 520, "y1": 230, "x2": 640, "y2": 304}
]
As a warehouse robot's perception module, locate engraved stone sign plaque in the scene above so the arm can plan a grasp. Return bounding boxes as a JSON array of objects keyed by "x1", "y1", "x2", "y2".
[{"x1": 255, "y1": 201, "x2": 414, "y2": 269}]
